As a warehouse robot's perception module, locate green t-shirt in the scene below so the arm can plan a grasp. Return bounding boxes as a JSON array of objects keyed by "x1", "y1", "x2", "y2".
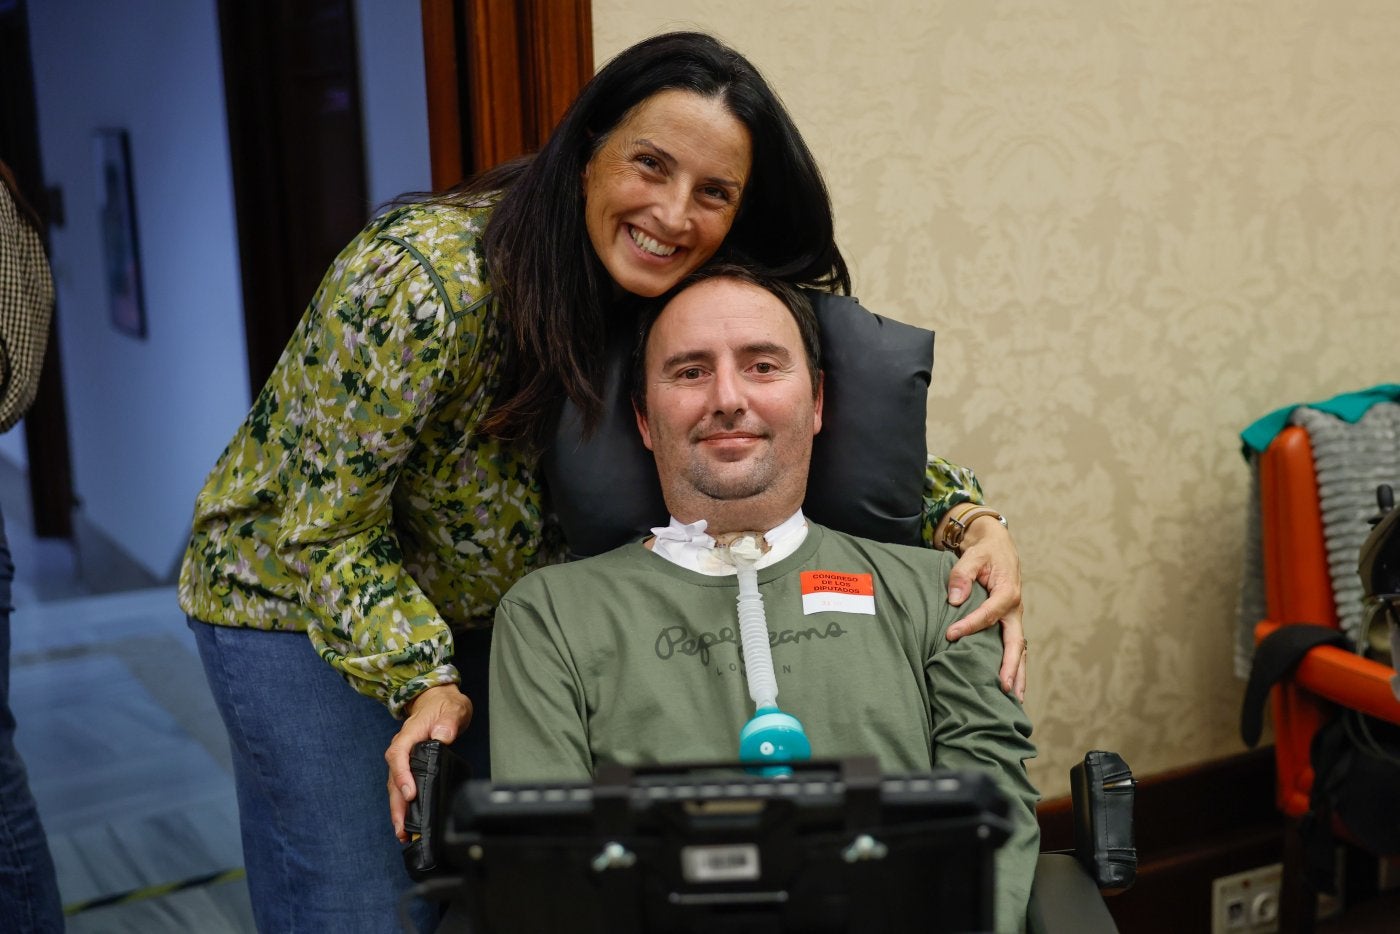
[{"x1": 491, "y1": 522, "x2": 1039, "y2": 933}]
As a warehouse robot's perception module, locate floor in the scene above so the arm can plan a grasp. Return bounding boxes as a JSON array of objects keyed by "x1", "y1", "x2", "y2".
[{"x1": 5, "y1": 473, "x2": 255, "y2": 931}]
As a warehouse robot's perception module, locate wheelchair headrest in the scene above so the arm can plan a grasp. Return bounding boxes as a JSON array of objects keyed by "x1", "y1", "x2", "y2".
[{"x1": 543, "y1": 291, "x2": 935, "y2": 558}]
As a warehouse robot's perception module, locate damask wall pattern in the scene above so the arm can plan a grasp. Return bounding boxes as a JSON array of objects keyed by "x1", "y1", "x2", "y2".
[{"x1": 594, "y1": 0, "x2": 1400, "y2": 797}]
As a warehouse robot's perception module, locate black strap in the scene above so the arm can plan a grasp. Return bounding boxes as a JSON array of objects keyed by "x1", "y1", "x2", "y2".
[
  {"x1": 593, "y1": 762, "x2": 636, "y2": 837},
  {"x1": 1240, "y1": 623, "x2": 1351, "y2": 747},
  {"x1": 840, "y1": 755, "x2": 884, "y2": 831}
]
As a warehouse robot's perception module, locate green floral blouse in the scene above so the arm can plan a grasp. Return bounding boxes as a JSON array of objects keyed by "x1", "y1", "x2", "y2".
[{"x1": 178, "y1": 201, "x2": 984, "y2": 717}]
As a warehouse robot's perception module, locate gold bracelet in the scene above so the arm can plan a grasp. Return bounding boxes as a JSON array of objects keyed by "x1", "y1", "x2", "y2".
[{"x1": 941, "y1": 505, "x2": 1006, "y2": 556}]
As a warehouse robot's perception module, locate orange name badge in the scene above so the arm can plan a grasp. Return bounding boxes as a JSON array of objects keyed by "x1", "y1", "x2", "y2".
[{"x1": 799, "y1": 571, "x2": 875, "y2": 616}]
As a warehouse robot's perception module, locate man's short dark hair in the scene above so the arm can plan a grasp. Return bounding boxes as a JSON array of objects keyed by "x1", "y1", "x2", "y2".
[{"x1": 630, "y1": 264, "x2": 822, "y2": 416}]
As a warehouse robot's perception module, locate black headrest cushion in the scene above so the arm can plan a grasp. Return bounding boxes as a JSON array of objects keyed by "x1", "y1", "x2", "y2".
[{"x1": 542, "y1": 291, "x2": 934, "y2": 558}]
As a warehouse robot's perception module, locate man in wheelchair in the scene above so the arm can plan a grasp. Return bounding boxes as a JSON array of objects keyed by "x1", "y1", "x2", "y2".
[{"x1": 481, "y1": 264, "x2": 1040, "y2": 932}]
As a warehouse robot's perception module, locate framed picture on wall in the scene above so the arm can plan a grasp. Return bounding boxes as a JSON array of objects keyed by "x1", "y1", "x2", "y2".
[{"x1": 93, "y1": 128, "x2": 146, "y2": 339}]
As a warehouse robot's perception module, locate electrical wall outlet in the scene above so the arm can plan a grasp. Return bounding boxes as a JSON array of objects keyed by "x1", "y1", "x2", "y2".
[{"x1": 1211, "y1": 863, "x2": 1282, "y2": 934}]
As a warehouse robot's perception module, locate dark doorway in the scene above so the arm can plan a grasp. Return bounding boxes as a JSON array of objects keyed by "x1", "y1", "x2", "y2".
[
  {"x1": 0, "y1": 0, "x2": 75, "y2": 539},
  {"x1": 218, "y1": 0, "x2": 371, "y2": 396}
]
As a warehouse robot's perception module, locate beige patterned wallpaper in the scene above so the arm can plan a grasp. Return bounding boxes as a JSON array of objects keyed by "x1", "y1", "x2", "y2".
[{"x1": 593, "y1": 0, "x2": 1400, "y2": 798}]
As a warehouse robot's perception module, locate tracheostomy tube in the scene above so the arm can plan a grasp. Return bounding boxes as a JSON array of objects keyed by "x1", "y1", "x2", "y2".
[{"x1": 721, "y1": 534, "x2": 810, "y2": 776}]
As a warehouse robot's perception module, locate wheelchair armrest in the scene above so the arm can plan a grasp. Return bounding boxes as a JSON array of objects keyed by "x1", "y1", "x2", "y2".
[
  {"x1": 1070, "y1": 750, "x2": 1137, "y2": 893},
  {"x1": 1027, "y1": 854, "x2": 1119, "y2": 933},
  {"x1": 1028, "y1": 752, "x2": 1134, "y2": 932}
]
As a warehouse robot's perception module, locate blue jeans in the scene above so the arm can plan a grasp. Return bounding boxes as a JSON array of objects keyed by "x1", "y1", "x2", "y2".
[
  {"x1": 0, "y1": 509, "x2": 64, "y2": 933},
  {"x1": 189, "y1": 618, "x2": 490, "y2": 933}
]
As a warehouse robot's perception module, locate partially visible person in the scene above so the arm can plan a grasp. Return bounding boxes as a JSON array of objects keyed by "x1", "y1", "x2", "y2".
[
  {"x1": 0, "y1": 159, "x2": 64, "y2": 933},
  {"x1": 491, "y1": 266, "x2": 1039, "y2": 933},
  {"x1": 179, "y1": 32, "x2": 1027, "y2": 931}
]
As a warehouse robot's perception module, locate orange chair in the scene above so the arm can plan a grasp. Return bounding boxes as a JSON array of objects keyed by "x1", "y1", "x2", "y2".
[{"x1": 1253, "y1": 425, "x2": 1400, "y2": 931}]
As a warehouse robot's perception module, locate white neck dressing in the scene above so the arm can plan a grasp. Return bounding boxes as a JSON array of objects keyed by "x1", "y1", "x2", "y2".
[
  {"x1": 648, "y1": 509, "x2": 806, "y2": 715},
  {"x1": 648, "y1": 509, "x2": 808, "y2": 576}
]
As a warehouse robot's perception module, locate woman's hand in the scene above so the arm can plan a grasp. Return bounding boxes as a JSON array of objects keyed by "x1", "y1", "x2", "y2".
[
  {"x1": 385, "y1": 684, "x2": 474, "y2": 842},
  {"x1": 942, "y1": 518, "x2": 1027, "y2": 701}
]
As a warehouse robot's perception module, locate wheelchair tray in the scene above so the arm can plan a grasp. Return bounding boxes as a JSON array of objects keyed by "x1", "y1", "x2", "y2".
[{"x1": 442, "y1": 757, "x2": 1011, "y2": 934}]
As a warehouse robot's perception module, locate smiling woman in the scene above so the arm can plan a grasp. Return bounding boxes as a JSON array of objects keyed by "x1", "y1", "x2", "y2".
[
  {"x1": 174, "y1": 30, "x2": 1025, "y2": 932},
  {"x1": 582, "y1": 89, "x2": 751, "y2": 296}
]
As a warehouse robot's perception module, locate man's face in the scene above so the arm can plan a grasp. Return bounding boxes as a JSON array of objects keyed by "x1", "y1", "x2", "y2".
[{"x1": 636, "y1": 277, "x2": 823, "y2": 525}]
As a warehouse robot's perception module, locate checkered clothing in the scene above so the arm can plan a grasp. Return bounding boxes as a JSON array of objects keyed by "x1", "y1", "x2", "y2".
[{"x1": 0, "y1": 163, "x2": 53, "y2": 432}]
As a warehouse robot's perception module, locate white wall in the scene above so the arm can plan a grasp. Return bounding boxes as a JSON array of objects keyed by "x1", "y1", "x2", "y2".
[
  {"x1": 21, "y1": 0, "x2": 432, "y2": 582},
  {"x1": 26, "y1": 0, "x2": 249, "y2": 579}
]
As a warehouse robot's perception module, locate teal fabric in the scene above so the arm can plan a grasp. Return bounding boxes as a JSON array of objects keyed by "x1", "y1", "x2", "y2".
[{"x1": 1239, "y1": 384, "x2": 1400, "y2": 457}]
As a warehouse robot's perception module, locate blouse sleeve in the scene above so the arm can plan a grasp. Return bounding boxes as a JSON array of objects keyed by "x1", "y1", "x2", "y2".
[
  {"x1": 273, "y1": 231, "x2": 485, "y2": 717},
  {"x1": 920, "y1": 454, "x2": 987, "y2": 547}
]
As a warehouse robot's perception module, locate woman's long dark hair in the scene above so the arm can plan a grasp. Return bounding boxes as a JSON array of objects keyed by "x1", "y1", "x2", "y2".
[{"x1": 447, "y1": 32, "x2": 849, "y2": 448}]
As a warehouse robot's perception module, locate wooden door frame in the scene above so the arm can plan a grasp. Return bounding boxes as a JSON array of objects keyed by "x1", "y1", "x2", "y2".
[{"x1": 420, "y1": 0, "x2": 593, "y2": 188}]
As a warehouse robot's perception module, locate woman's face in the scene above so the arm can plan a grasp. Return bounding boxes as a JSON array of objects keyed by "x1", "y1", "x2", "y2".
[{"x1": 582, "y1": 89, "x2": 752, "y2": 298}]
